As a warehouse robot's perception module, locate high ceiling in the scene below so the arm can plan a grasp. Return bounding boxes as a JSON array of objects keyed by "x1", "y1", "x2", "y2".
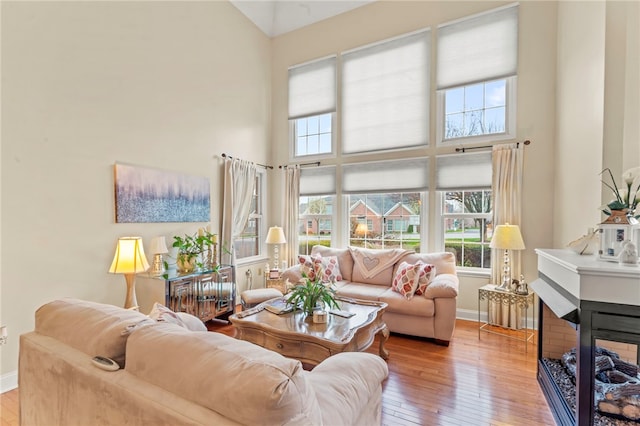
[{"x1": 229, "y1": 0, "x2": 375, "y2": 37}]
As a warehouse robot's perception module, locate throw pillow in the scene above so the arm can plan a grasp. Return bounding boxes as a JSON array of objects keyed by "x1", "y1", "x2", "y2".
[
  {"x1": 314, "y1": 255, "x2": 343, "y2": 282},
  {"x1": 298, "y1": 254, "x2": 318, "y2": 281},
  {"x1": 391, "y1": 261, "x2": 421, "y2": 300},
  {"x1": 414, "y1": 263, "x2": 436, "y2": 296},
  {"x1": 148, "y1": 303, "x2": 188, "y2": 328}
]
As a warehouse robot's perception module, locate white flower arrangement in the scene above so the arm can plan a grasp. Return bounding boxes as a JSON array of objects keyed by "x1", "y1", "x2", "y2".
[{"x1": 600, "y1": 167, "x2": 640, "y2": 217}]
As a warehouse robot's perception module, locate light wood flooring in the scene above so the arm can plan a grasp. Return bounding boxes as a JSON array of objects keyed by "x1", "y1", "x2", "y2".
[{"x1": 0, "y1": 319, "x2": 554, "y2": 426}]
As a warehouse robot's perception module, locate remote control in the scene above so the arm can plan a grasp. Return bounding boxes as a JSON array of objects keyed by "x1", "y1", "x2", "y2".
[
  {"x1": 91, "y1": 356, "x2": 120, "y2": 371},
  {"x1": 329, "y1": 309, "x2": 356, "y2": 318}
]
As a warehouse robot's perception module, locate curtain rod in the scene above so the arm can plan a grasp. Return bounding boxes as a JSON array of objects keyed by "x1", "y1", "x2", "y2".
[
  {"x1": 279, "y1": 161, "x2": 321, "y2": 169},
  {"x1": 221, "y1": 153, "x2": 273, "y2": 169},
  {"x1": 455, "y1": 139, "x2": 531, "y2": 153}
]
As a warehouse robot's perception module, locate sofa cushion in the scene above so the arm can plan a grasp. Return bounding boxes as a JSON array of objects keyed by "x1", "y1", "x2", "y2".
[
  {"x1": 298, "y1": 254, "x2": 318, "y2": 281},
  {"x1": 349, "y1": 247, "x2": 408, "y2": 286},
  {"x1": 379, "y1": 288, "x2": 435, "y2": 317},
  {"x1": 394, "y1": 251, "x2": 456, "y2": 277},
  {"x1": 311, "y1": 246, "x2": 354, "y2": 281},
  {"x1": 391, "y1": 262, "x2": 421, "y2": 300},
  {"x1": 424, "y1": 273, "x2": 459, "y2": 298},
  {"x1": 414, "y1": 263, "x2": 436, "y2": 296},
  {"x1": 34, "y1": 298, "x2": 154, "y2": 367},
  {"x1": 314, "y1": 255, "x2": 343, "y2": 282},
  {"x1": 335, "y1": 282, "x2": 389, "y2": 301},
  {"x1": 126, "y1": 323, "x2": 322, "y2": 425}
]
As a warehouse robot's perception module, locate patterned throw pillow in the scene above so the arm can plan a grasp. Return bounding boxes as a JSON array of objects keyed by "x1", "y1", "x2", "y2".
[
  {"x1": 298, "y1": 255, "x2": 317, "y2": 281},
  {"x1": 414, "y1": 263, "x2": 436, "y2": 296},
  {"x1": 391, "y1": 262, "x2": 421, "y2": 300},
  {"x1": 314, "y1": 255, "x2": 343, "y2": 282}
]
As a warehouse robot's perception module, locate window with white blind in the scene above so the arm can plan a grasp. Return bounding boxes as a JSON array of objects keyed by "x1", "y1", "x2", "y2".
[
  {"x1": 436, "y1": 4, "x2": 518, "y2": 145},
  {"x1": 436, "y1": 152, "x2": 493, "y2": 269},
  {"x1": 298, "y1": 166, "x2": 336, "y2": 255},
  {"x1": 342, "y1": 30, "x2": 430, "y2": 154},
  {"x1": 288, "y1": 57, "x2": 336, "y2": 158}
]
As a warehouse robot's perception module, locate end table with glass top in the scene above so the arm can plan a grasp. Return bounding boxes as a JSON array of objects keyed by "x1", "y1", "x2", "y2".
[{"x1": 477, "y1": 284, "x2": 535, "y2": 352}]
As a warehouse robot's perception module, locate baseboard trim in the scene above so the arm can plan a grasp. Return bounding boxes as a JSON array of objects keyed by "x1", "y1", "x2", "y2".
[{"x1": 1, "y1": 370, "x2": 18, "y2": 393}]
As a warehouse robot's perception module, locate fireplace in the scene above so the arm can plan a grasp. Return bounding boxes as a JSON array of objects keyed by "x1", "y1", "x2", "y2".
[{"x1": 533, "y1": 249, "x2": 640, "y2": 426}]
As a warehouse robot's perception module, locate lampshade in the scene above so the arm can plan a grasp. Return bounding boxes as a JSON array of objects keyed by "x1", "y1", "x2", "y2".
[
  {"x1": 148, "y1": 236, "x2": 169, "y2": 255},
  {"x1": 355, "y1": 223, "x2": 368, "y2": 236},
  {"x1": 265, "y1": 226, "x2": 287, "y2": 244},
  {"x1": 490, "y1": 223, "x2": 525, "y2": 250},
  {"x1": 109, "y1": 237, "x2": 150, "y2": 274}
]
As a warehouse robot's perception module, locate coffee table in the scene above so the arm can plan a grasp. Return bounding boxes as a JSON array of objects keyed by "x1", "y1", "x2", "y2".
[{"x1": 229, "y1": 297, "x2": 389, "y2": 366}]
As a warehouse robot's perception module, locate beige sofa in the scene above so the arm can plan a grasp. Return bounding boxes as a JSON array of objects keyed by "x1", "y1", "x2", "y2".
[
  {"x1": 19, "y1": 298, "x2": 388, "y2": 426},
  {"x1": 282, "y1": 246, "x2": 459, "y2": 345}
]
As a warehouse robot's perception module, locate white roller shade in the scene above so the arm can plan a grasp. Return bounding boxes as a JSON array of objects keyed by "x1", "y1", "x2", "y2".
[
  {"x1": 436, "y1": 152, "x2": 492, "y2": 190},
  {"x1": 288, "y1": 56, "x2": 337, "y2": 120},
  {"x1": 342, "y1": 30, "x2": 430, "y2": 154},
  {"x1": 300, "y1": 166, "x2": 336, "y2": 196},
  {"x1": 437, "y1": 4, "x2": 518, "y2": 89},
  {"x1": 342, "y1": 158, "x2": 429, "y2": 194}
]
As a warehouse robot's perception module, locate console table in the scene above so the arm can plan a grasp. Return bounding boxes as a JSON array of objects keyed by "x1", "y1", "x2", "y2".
[
  {"x1": 478, "y1": 284, "x2": 535, "y2": 352},
  {"x1": 137, "y1": 265, "x2": 236, "y2": 322}
]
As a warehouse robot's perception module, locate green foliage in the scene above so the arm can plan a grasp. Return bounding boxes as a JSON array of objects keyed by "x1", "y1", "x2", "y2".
[
  {"x1": 286, "y1": 274, "x2": 339, "y2": 315},
  {"x1": 445, "y1": 243, "x2": 490, "y2": 269}
]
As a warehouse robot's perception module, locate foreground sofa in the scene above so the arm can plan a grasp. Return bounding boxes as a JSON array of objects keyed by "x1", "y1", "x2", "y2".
[
  {"x1": 283, "y1": 246, "x2": 459, "y2": 345},
  {"x1": 19, "y1": 298, "x2": 388, "y2": 426}
]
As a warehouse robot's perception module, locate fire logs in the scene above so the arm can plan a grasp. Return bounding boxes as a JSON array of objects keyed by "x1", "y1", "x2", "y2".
[{"x1": 562, "y1": 347, "x2": 640, "y2": 422}]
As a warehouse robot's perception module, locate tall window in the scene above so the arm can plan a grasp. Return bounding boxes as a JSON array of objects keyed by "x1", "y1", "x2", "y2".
[
  {"x1": 437, "y1": 4, "x2": 518, "y2": 145},
  {"x1": 442, "y1": 190, "x2": 492, "y2": 268},
  {"x1": 298, "y1": 166, "x2": 336, "y2": 255},
  {"x1": 289, "y1": 56, "x2": 336, "y2": 158},
  {"x1": 234, "y1": 172, "x2": 264, "y2": 260},
  {"x1": 348, "y1": 193, "x2": 421, "y2": 250}
]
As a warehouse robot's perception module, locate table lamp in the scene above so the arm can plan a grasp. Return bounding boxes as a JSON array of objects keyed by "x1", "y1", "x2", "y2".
[
  {"x1": 489, "y1": 223, "x2": 525, "y2": 292},
  {"x1": 109, "y1": 237, "x2": 150, "y2": 309},
  {"x1": 355, "y1": 223, "x2": 368, "y2": 238},
  {"x1": 265, "y1": 226, "x2": 287, "y2": 271},
  {"x1": 149, "y1": 236, "x2": 169, "y2": 276}
]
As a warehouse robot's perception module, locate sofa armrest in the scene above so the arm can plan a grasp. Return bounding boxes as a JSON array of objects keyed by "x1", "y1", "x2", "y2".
[
  {"x1": 281, "y1": 265, "x2": 304, "y2": 285},
  {"x1": 424, "y1": 273, "x2": 459, "y2": 299},
  {"x1": 306, "y1": 352, "x2": 388, "y2": 425}
]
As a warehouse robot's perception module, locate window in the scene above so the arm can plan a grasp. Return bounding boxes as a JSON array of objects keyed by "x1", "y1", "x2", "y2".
[
  {"x1": 234, "y1": 172, "x2": 264, "y2": 261},
  {"x1": 436, "y1": 152, "x2": 492, "y2": 269},
  {"x1": 348, "y1": 193, "x2": 421, "y2": 250},
  {"x1": 289, "y1": 56, "x2": 336, "y2": 158},
  {"x1": 442, "y1": 190, "x2": 492, "y2": 269},
  {"x1": 298, "y1": 166, "x2": 336, "y2": 255},
  {"x1": 436, "y1": 4, "x2": 518, "y2": 145},
  {"x1": 294, "y1": 113, "x2": 332, "y2": 157}
]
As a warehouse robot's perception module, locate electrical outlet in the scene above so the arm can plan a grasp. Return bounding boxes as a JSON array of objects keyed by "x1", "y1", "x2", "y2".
[{"x1": 0, "y1": 325, "x2": 7, "y2": 345}]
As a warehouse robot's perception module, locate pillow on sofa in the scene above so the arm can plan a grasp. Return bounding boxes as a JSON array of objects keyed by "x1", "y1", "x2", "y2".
[
  {"x1": 314, "y1": 255, "x2": 343, "y2": 282},
  {"x1": 148, "y1": 303, "x2": 207, "y2": 332},
  {"x1": 391, "y1": 262, "x2": 421, "y2": 300},
  {"x1": 298, "y1": 255, "x2": 318, "y2": 281},
  {"x1": 414, "y1": 263, "x2": 436, "y2": 296}
]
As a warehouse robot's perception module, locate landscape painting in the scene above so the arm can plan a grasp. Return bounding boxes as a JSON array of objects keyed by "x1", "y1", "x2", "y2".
[{"x1": 114, "y1": 163, "x2": 210, "y2": 223}]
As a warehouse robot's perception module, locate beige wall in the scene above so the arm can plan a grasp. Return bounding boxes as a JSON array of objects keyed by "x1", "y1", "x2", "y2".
[
  {"x1": 1, "y1": 1, "x2": 271, "y2": 379},
  {"x1": 271, "y1": 1, "x2": 558, "y2": 318}
]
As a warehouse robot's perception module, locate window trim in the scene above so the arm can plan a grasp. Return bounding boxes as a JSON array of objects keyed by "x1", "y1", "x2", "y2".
[
  {"x1": 436, "y1": 76, "x2": 517, "y2": 146},
  {"x1": 234, "y1": 170, "x2": 267, "y2": 266},
  {"x1": 289, "y1": 112, "x2": 337, "y2": 162}
]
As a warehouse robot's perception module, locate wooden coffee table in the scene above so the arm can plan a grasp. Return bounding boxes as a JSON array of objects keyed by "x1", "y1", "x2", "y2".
[{"x1": 229, "y1": 297, "x2": 389, "y2": 366}]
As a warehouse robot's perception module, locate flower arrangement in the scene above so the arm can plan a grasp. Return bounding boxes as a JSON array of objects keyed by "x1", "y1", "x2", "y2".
[
  {"x1": 286, "y1": 274, "x2": 339, "y2": 316},
  {"x1": 600, "y1": 167, "x2": 640, "y2": 217}
]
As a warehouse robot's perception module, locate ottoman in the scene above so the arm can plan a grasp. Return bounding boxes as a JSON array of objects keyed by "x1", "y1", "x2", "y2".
[{"x1": 240, "y1": 288, "x2": 283, "y2": 310}]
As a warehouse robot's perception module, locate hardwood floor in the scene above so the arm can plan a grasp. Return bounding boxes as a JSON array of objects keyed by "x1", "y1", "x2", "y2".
[{"x1": 0, "y1": 319, "x2": 554, "y2": 426}]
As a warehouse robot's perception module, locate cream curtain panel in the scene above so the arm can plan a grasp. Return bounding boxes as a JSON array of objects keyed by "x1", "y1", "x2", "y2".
[
  {"x1": 221, "y1": 158, "x2": 257, "y2": 265},
  {"x1": 489, "y1": 143, "x2": 524, "y2": 328},
  {"x1": 283, "y1": 167, "x2": 300, "y2": 270}
]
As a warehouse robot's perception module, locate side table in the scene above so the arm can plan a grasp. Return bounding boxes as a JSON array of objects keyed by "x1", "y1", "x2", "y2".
[
  {"x1": 266, "y1": 277, "x2": 291, "y2": 294},
  {"x1": 478, "y1": 284, "x2": 535, "y2": 352}
]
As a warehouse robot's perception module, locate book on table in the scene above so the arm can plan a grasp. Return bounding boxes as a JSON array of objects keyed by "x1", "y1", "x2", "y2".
[{"x1": 264, "y1": 297, "x2": 296, "y2": 315}]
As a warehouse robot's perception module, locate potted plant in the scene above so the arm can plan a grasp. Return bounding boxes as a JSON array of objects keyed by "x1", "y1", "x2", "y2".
[
  {"x1": 286, "y1": 274, "x2": 340, "y2": 317},
  {"x1": 172, "y1": 233, "x2": 201, "y2": 273}
]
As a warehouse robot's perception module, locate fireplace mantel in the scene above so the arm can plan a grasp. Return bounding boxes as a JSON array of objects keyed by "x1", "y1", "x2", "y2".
[
  {"x1": 536, "y1": 248, "x2": 640, "y2": 306},
  {"x1": 534, "y1": 248, "x2": 640, "y2": 426}
]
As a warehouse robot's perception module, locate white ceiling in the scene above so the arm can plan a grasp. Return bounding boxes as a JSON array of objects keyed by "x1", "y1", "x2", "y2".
[{"x1": 230, "y1": 0, "x2": 375, "y2": 37}]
